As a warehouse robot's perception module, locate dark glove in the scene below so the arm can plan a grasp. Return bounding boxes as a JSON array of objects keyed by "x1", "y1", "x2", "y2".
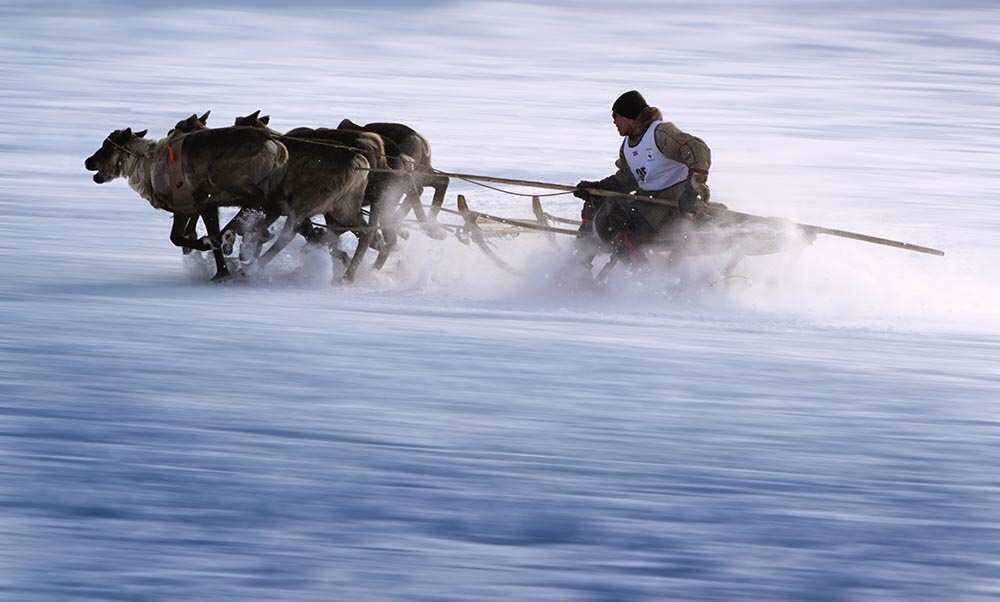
[
  {"x1": 680, "y1": 178, "x2": 710, "y2": 214},
  {"x1": 573, "y1": 180, "x2": 597, "y2": 201},
  {"x1": 580, "y1": 198, "x2": 596, "y2": 223},
  {"x1": 691, "y1": 179, "x2": 710, "y2": 203}
]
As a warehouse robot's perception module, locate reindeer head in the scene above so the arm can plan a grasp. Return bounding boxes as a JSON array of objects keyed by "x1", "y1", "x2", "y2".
[
  {"x1": 84, "y1": 127, "x2": 148, "y2": 183},
  {"x1": 166, "y1": 111, "x2": 210, "y2": 137},
  {"x1": 234, "y1": 110, "x2": 270, "y2": 129}
]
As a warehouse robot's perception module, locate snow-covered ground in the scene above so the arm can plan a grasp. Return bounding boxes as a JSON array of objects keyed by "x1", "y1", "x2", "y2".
[{"x1": 2, "y1": 1, "x2": 999, "y2": 600}]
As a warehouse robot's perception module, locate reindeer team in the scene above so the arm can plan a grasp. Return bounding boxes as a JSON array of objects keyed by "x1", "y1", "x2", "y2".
[{"x1": 84, "y1": 111, "x2": 449, "y2": 282}]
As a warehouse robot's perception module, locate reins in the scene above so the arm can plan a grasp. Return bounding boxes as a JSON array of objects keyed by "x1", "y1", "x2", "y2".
[
  {"x1": 444, "y1": 174, "x2": 573, "y2": 198},
  {"x1": 104, "y1": 136, "x2": 147, "y2": 159},
  {"x1": 264, "y1": 133, "x2": 575, "y2": 199},
  {"x1": 265, "y1": 132, "x2": 402, "y2": 164}
]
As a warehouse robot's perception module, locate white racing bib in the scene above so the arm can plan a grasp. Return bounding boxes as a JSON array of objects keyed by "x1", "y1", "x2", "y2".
[{"x1": 622, "y1": 120, "x2": 688, "y2": 192}]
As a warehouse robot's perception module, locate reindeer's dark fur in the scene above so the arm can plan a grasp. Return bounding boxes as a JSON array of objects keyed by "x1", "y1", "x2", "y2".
[
  {"x1": 285, "y1": 127, "x2": 395, "y2": 202},
  {"x1": 166, "y1": 111, "x2": 215, "y2": 254},
  {"x1": 232, "y1": 111, "x2": 373, "y2": 282},
  {"x1": 235, "y1": 112, "x2": 392, "y2": 208},
  {"x1": 338, "y1": 118, "x2": 450, "y2": 226},
  {"x1": 234, "y1": 112, "x2": 396, "y2": 276},
  {"x1": 289, "y1": 126, "x2": 418, "y2": 268},
  {"x1": 159, "y1": 127, "x2": 287, "y2": 208},
  {"x1": 168, "y1": 111, "x2": 210, "y2": 138}
]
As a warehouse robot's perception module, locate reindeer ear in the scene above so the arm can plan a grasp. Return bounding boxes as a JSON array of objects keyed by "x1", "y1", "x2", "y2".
[
  {"x1": 250, "y1": 109, "x2": 261, "y2": 119},
  {"x1": 124, "y1": 127, "x2": 132, "y2": 136},
  {"x1": 261, "y1": 115, "x2": 270, "y2": 125},
  {"x1": 199, "y1": 110, "x2": 210, "y2": 124},
  {"x1": 135, "y1": 129, "x2": 148, "y2": 138}
]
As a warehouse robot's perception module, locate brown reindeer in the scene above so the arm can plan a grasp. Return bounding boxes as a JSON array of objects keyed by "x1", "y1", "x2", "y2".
[
  {"x1": 168, "y1": 111, "x2": 211, "y2": 138},
  {"x1": 338, "y1": 118, "x2": 449, "y2": 227},
  {"x1": 233, "y1": 111, "x2": 399, "y2": 272},
  {"x1": 84, "y1": 125, "x2": 287, "y2": 280},
  {"x1": 163, "y1": 111, "x2": 229, "y2": 253},
  {"x1": 247, "y1": 131, "x2": 373, "y2": 283}
]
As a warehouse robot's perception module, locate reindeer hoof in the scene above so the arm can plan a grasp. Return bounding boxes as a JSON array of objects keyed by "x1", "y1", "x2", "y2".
[
  {"x1": 221, "y1": 230, "x2": 236, "y2": 256},
  {"x1": 237, "y1": 262, "x2": 260, "y2": 279}
]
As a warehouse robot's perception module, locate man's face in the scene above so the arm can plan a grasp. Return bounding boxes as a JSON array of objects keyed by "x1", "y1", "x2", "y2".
[{"x1": 612, "y1": 112, "x2": 634, "y2": 136}]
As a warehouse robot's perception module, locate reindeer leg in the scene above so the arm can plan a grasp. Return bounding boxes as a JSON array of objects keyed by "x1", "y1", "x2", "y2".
[
  {"x1": 256, "y1": 212, "x2": 302, "y2": 268},
  {"x1": 392, "y1": 193, "x2": 414, "y2": 224},
  {"x1": 220, "y1": 208, "x2": 256, "y2": 256},
  {"x1": 408, "y1": 188, "x2": 446, "y2": 240},
  {"x1": 298, "y1": 219, "x2": 326, "y2": 245},
  {"x1": 181, "y1": 215, "x2": 199, "y2": 255},
  {"x1": 428, "y1": 174, "x2": 449, "y2": 219},
  {"x1": 402, "y1": 190, "x2": 423, "y2": 223},
  {"x1": 410, "y1": 176, "x2": 447, "y2": 239},
  {"x1": 343, "y1": 226, "x2": 374, "y2": 283},
  {"x1": 322, "y1": 214, "x2": 352, "y2": 267},
  {"x1": 364, "y1": 191, "x2": 399, "y2": 270},
  {"x1": 199, "y1": 208, "x2": 231, "y2": 281},
  {"x1": 372, "y1": 198, "x2": 399, "y2": 271},
  {"x1": 373, "y1": 243, "x2": 392, "y2": 270},
  {"x1": 400, "y1": 188, "x2": 426, "y2": 228},
  {"x1": 333, "y1": 184, "x2": 374, "y2": 283},
  {"x1": 383, "y1": 191, "x2": 404, "y2": 246},
  {"x1": 170, "y1": 212, "x2": 211, "y2": 252},
  {"x1": 239, "y1": 209, "x2": 280, "y2": 264}
]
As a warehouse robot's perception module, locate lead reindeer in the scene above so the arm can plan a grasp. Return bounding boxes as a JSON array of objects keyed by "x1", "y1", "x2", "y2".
[{"x1": 85, "y1": 124, "x2": 288, "y2": 280}]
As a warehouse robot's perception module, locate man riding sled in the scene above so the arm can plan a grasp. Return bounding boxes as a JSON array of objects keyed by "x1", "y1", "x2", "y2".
[{"x1": 574, "y1": 90, "x2": 712, "y2": 265}]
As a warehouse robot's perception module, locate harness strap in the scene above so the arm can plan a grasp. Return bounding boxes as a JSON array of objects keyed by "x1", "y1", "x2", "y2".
[{"x1": 166, "y1": 137, "x2": 196, "y2": 214}]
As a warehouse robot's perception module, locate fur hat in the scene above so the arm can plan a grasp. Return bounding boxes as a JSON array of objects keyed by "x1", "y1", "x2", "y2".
[{"x1": 612, "y1": 90, "x2": 648, "y2": 119}]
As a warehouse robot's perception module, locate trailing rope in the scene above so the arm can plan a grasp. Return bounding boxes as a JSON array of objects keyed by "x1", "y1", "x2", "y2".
[{"x1": 446, "y1": 173, "x2": 572, "y2": 198}]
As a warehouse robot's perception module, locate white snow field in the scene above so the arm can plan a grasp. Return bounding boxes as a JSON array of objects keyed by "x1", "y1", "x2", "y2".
[{"x1": 2, "y1": 1, "x2": 999, "y2": 600}]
